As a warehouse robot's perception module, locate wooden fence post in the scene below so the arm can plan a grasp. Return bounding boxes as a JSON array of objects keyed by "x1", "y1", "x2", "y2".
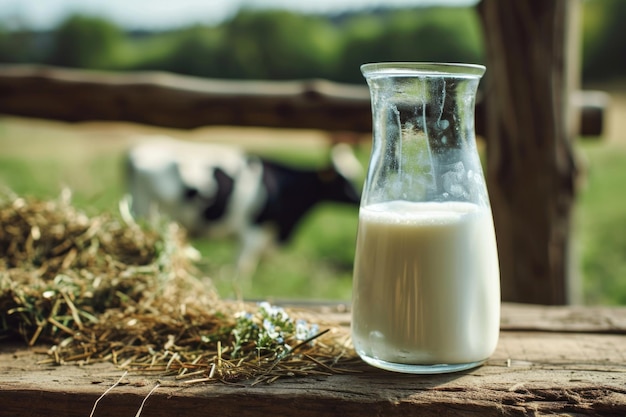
[{"x1": 478, "y1": 0, "x2": 581, "y2": 304}]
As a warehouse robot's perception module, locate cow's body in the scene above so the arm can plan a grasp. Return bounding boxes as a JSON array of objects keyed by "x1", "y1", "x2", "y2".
[{"x1": 126, "y1": 137, "x2": 362, "y2": 277}]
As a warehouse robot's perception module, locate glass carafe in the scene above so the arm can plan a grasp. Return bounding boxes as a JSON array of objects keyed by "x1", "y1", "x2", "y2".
[{"x1": 351, "y1": 62, "x2": 500, "y2": 374}]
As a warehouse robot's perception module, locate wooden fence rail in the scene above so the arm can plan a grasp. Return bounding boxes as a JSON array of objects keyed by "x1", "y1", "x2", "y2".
[{"x1": 0, "y1": 64, "x2": 606, "y2": 137}]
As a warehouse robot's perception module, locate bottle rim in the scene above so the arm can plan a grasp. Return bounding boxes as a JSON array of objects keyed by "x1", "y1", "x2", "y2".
[{"x1": 361, "y1": 62, "x2": 486, "y2": 78}]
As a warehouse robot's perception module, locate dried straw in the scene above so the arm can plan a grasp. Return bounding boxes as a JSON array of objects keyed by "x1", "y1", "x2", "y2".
[{"x1": 0, "y1": 191, "x2": 357, "y2": 384}]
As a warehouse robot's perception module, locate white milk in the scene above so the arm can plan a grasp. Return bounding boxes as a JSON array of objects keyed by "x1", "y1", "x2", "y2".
[{"x1": 351, "y1": 200, "x2": 500, "y2": 367}]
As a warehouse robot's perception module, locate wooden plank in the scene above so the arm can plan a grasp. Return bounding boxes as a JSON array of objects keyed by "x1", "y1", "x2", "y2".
[
  {"x1": 1, "y1": 304, "x2": 625, "y2": 416},
  {"x1": 500, "y1": 303, "x2": 626, "y2": 333},
  {"x1": 282, "y1": 302, "x2": 626, "y2": 333},
  {"x1": 0, "y1": 64, "x2": 606, "y2": 137}
]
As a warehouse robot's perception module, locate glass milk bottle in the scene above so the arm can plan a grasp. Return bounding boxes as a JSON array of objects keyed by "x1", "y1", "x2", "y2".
[{"x1": 351, "y1": 62, "x2": 500, "y2": 374}]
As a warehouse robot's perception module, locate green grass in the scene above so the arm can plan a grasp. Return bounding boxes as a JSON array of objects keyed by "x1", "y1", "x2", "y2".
[
  {"x1": 1, "y1": 116, "x2": 625, "y2": 305},
  {"x1": 193, "y1": 203, "x2": 358, "y2": 301},
  {"x1": 575, "y1": 140, "x2": 626, "y2": 305}
]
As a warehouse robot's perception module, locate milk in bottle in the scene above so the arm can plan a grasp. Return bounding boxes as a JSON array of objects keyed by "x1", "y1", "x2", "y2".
[
  {"x1": 352, "y1": 62, "x2": 500, "y2": 374},
  {"x1": 351, "y1": 201, "x2": 499, "y2": 371}
]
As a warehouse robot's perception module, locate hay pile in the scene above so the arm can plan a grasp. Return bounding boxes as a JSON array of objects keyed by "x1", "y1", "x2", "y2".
[{"x1": 0, "y1": 191, "x2": 355, "y2": 384}]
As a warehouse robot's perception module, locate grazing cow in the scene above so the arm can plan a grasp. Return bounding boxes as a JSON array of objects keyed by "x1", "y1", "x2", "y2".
[{"x1": 126, "y1": 137, "x2": 362, "y2": 277}]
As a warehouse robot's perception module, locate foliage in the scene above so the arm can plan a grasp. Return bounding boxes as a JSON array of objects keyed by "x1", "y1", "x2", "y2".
[
  {"x1": 581, "y1": 0, "x2": 626, "y2": 82},
  {"x1": 134, "y1": 25, "x2": 223, "y2": 77},
  {"x1": 46, "y1": 15, "x2": 125, "y2": 69},
  {"x1": 213, "y1": 9, "x2": 342, "y2": 80},
  {"x1": 230, "y1": 302, "x2": 320, "y2": 359},
  {"x1": 0, "y1": 25, "x2": 44, "y2": 63},
  {"x1": 334, "y1": 7, "x2": 484, "y2": 82},
  {"x1": 0, "y1": 3, "x2": 624, "y2": 83},
  {"x1": 0, "y1": 0, "x2": 626, "y2": 83},
  {"x1": 0, "y1": 7, "x2": 483, "y2": 84}
]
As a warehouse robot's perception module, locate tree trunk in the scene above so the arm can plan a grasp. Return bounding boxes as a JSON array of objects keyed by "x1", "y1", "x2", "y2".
[{"x1": 478, "y1": 0, "x2": 581, "y2": 304}]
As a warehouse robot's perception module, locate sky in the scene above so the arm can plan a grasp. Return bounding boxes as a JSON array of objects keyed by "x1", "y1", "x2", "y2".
[{"x1": 0, "y1": 0, "x2": 478, "y2": 30}]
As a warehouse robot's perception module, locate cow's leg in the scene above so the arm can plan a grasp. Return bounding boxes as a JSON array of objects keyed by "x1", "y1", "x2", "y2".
[{"x1": 231, "y1": 225, "x2": 276, "y2": 295}]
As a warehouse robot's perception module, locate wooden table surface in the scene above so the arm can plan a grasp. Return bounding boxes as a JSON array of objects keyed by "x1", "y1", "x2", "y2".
[{"x1": 1, "y1": 303, "x2": 625, "y2": 417}]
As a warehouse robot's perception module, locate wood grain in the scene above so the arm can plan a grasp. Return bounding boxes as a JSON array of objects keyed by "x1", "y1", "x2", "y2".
[
  {"x1": 1, "y1": 304, "x2": 625, "y2": 416},
  {"x1": 479, "y1": 0, "x2": 581, "y2": 305}
]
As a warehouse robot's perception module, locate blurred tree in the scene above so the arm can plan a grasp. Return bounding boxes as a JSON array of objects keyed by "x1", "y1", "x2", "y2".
[
  {"x1": 0, "y1": 7, "x2": 491, "y2": 83},
  {"x1": 581, "y1": 0, "x2": 626, "y2": 82},
  {"x1": 335, "y1": 7, "x2": 484, "y2": 83},
  {"x1": 135, "y1": 25, "x2": 223, "y2": 77},
  {"x1": 0, "y1": 26, "x2": 43, "y2": 63},
  {"x1": 213, "y1": 9, "x2": 341, "y2": 80},
  {"x1": 3, "y1": 4, "x2": 626, "y2": 84},
  {"x1": 47, "y1": 15, "x2": 124, "y2": 68}
]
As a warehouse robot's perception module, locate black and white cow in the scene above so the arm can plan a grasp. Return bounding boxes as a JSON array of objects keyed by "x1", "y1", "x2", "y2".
[{"x1": 126, "y1": 137, "x2": 362, "y2": 277}]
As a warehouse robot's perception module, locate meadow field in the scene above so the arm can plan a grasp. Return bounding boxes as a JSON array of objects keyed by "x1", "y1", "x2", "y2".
[
  {"x1": 1, "y1": 87, "x2": 625, "y2": 304},
  {"x1": 0, "y1": 118, "x2": 366, "y2": 301}
]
